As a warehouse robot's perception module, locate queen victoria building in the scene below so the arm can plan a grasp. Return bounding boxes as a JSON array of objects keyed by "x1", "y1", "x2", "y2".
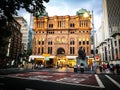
[{"x1": 30, "y1": 8, "x2": 92, "y2": 67}]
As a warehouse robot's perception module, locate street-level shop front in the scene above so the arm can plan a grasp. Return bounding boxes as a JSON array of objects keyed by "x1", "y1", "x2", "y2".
[{"x1": 29, "y1": 55, "x2": 77, "y2": 68}]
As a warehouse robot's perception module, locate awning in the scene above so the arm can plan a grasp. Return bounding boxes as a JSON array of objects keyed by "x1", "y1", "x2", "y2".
[
  {"x1": 66, "y1": 56, "x2": 77, "y2": 59},
  {"x1": 29, "y1": 55, "x2": 77, "y2": 62},
  {"x1": 29, "y1": 55, "x2": 55, "y2": 62}
]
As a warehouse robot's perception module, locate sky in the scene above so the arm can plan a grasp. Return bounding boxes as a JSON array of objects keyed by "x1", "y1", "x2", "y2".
[{"x1": 18, "y1": 0, "x2": 103, "y2": 30}]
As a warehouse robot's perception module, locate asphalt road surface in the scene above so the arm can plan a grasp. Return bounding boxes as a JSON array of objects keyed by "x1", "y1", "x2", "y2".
[{"x1": 0, "y1": 71, "x2": 120, "y2": 90}]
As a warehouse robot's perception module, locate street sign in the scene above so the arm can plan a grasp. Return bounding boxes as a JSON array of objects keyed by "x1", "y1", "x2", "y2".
[{"x1": 95, "y1": 55, "x2": 99, "y2": 59}]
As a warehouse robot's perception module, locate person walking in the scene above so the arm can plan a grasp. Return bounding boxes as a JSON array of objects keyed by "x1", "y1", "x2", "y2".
[
  {"x1": 99, "y1": 64, "x2": 103, "y2": 73},
  {"x1": 115, "y1": 64, "x2": 120, "y2": 74},
  {"x1": 110, "y1": 64, "x2": 115, "y2": 74},
  {"x1": 80, "y1": 63, "x2": 84, "y2": 73}
]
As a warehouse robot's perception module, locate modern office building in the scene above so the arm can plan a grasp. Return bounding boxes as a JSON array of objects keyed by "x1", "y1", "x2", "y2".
[
  {"x1": 15, "y1": 17, "x2": 32, "y2": 55},
  {"x1": 96, "y1": 0, "x2": 120, "y2": 64},
  {"x1": 30, "y1": 9, "x2": 92, "y2": 67}
]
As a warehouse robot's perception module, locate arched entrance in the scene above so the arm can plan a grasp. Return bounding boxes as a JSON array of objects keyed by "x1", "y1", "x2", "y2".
[
  {"x1": 57, "y1": 48, "x2": 65, "y2": 54},
  {"x1": 56, "y1": 48, "x2": 68, "y2": 68}
]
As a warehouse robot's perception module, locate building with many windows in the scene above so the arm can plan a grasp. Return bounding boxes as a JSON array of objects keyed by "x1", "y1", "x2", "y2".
[
  {"x1": 15, "y1": 17, "x2": 32, "y2": 55},
  {"x1": 6, "y1": 19, "x2": 22, "y2": 67},
  {"x1": 95, "y1": 0, "x2": 120, "y2": 64},
  {"x1": 30, "y1": 9, "x2": 92, "y2": 67}
]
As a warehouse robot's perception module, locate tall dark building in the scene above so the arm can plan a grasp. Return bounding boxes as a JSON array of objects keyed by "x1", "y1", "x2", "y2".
[{"x1": 6, "y1": 19, "x2": 22, "y2": 67}]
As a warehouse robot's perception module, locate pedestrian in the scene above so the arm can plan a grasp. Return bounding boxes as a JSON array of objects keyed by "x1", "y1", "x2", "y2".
[
  {"x1": 110, "y1": 64, "x2": 115, "y2": 74},
  {"x1": 105, "y1": 68, "x2": 110, "y2": 74},
  {"x1": 66, "y1": 65, "x2": 70, "y2": 71},
  {"x1": 102, "y1": 63, "x2": 107, "y2": 71},
  {"x1": 106, "y1": 63, "x2": 110, "y2": 74},
  {"x1": 93, "y1": 61, "x2": 97, "y2": 73},
  {"x1": 115, "y1": 64, "x2": 120, "y2": 74},
  {"x1": 107, "y1": 63, "x2": 110, "y2": 69},
  {"x1": 80, "y1": 63, "x2": 84, "y2": 73},
  {"x1": 99, "y1": 65, "x2": 103, "y2": 73}
]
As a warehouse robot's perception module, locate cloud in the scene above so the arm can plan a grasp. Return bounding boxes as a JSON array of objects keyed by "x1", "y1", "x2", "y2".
[
  {"x1": 44, "y1": 0, "x2": 102, "y2": 29},
  {"x1": 45, "y1": 2, "x2": 73, "y2": 16},
  {"x1": 18, "y1": 0, "x2": 103, "y2": 29}
]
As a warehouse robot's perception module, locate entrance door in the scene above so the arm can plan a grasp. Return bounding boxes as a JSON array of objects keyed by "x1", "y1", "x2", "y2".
[
  {"x1": 57, "y1": 57, "x2": 67, "y2": 67},
  {"x1": 57, "y1": 48, "x2": 65, "y2": 54},
  {"x1": 56, "y1": 48, "x2": 67, "y2": 67}
]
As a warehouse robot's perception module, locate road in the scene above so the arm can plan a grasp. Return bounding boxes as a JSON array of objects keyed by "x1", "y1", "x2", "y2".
[{"x1": 0, "y1": 70, "x2": 120, "y2": 90}]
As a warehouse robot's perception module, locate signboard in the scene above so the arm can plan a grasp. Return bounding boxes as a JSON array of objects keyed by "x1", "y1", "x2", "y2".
[
  {"x1": 95, "y1": 55, "x2": 100, "y2": 61},
  {"x1": 44, "y1": 56, "x2": 49, "y2": 61},
  {"x1": 42, "y1": 54, "x2": 50, "y2": 57},
  {"x1": 88, "y1": 58, "x2": 94, "y2": 65}
]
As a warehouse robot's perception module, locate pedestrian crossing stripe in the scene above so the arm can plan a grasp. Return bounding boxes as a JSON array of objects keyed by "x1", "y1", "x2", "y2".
[
  {"x1": 95, "y1": 74, "x2": 105, "y2": 88},
  {"x1": 105, "y1": 75, "x2": 120, "y2": 88}
]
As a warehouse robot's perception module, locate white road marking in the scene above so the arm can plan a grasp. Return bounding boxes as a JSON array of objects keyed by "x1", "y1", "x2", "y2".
[
  {"x1": 95, "y1": 74, "x2": 105, "y2": 88},
  {"x1": 105, "y1": 75, "x2": 120, "y2": 88}
]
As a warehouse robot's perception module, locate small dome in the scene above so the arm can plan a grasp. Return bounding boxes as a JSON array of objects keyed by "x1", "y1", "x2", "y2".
[
  {"x1": 34, "y1": 10, "x2": 48, "y2": 17},
  {"x1": 76, "y1": 8, "x2": 90, "y2": 16}
]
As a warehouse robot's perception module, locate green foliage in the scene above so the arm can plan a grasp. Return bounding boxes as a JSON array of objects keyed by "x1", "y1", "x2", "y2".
[
  {"x1": 0, "y1": 0, "x2": 49, "y2": 20},
  {"x1": 0, "y1": 0, "x2": 49, "y2": 61}
]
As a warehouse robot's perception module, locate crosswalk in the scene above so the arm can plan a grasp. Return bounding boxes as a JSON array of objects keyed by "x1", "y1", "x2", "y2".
[
  {"x1": 0, "y1": 73, "x2": 120, "y2": 89},
  {"x1": 95, "y1": 74, "x2": 105, "y2": 88},
  {"x1": 105, "y1": 75, "x2": 120, "y2": 88}
]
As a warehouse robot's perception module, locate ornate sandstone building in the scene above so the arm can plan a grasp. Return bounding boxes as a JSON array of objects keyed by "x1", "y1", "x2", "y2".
[{"x1": 30, "y1": 9, "x2": 92, "y2": 67}]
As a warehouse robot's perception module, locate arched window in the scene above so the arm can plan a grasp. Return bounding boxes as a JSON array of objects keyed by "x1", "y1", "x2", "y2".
[
  {"x1": 35, "y1": 47, "x2": 37, "y2": 54},
  {"x1": 38, "y1": 47, "x2": 40, "y2": 54},
  {"x1": 42, "y1": 38, "x2": 45, "y2": 45},
  {"x1": 48, "y1": 38, "x2": 52, "y2": 45},
  {"x1": 56, "y1": 36, "x2": 60, "y2": 43},
  {"x1": 70, "y1": 47, "x2": 75, "y2": 54},
  {"x1": 70, "y1": 38, "x2": 75, "y2": 45},
  {"x1": 86, "y1": 38, "x2": 89, "y2": 45},
  {"x1": 61, "y1": 37, "x2": 66, "y2": 43}
]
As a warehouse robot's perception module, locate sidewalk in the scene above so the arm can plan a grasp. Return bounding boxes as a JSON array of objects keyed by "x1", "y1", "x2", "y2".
[
  {"x1": 0, "y1": 67, "x2": 96, "y2": 75},
  {"x1": 40, "y1": 67, "x2": 96, "y2": 74}
]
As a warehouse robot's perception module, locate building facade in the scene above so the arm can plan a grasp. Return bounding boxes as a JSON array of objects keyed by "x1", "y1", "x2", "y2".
[
  {"x1": 15, "y1": 17, "x2": 32, "y2": 55},
  {"x1": 6, "y1": 19, "x2": 22, "y2": 67},
  {"x1": 31, "y1": 9, "x2": 92, "y2": 67},
  {"x1": 95, "y1": 0, "x2": 120, "y2": 64}
]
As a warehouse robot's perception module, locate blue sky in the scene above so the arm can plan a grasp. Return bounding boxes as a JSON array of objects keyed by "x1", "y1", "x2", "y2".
[{"x1": 19, "y1": 0, "x2": 103, "y2": 30}]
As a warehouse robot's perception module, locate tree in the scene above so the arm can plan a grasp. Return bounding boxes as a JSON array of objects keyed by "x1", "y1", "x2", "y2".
[
  {"x1": 0, "y1": 0, "x2": 49, "y2": 62},
  {"x1": 0, "y1": 0, "x2": 49, "y2": 20}
]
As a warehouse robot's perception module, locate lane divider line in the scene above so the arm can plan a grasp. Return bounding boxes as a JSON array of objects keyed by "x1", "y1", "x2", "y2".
[
  {"x1": 105, "y1": 75, "x2": 120, "y2": 88},
  {"x1": 95, "y1": 74, "x2": 105, "y2": 88}
]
